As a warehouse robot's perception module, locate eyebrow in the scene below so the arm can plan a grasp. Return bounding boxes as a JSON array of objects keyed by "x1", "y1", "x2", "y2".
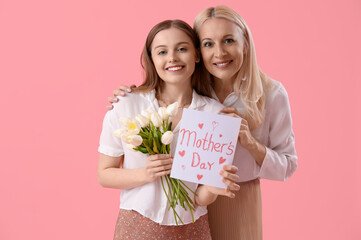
[
  {"x1": 153, "y1": 41, "x2": 191, "y2": 50},
  {"x1": 201, "y1": 34, "x2": 235, "y2": 42}
]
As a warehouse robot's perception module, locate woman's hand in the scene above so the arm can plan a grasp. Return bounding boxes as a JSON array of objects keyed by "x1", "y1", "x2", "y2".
[
  {"x1": 106, "y1": 84, "x2": 136, "y2": 110},
  {"x1": 142, "y1": 154, "x2": 173, "y2": 183},
  {"x1": 195, "y1": 165, "x2": 240, "y2": 206},
  {"x1": 220, "y1": 107, "x2": 254, "y2": 149},
  {"x1": 205, "y1": 164, "x2": 240, "y2": 198},
  {"x1": 220, "y1": 107, "x2": 266, "y2": 166}
]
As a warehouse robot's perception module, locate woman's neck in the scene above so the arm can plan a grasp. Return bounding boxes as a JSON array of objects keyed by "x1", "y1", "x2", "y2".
[
  {"x1": 157, "y1": 83, "x2": 193, "y2": 108},
  {"x1": 213, "y1": 77, "x2": 235, "y2": 103}
]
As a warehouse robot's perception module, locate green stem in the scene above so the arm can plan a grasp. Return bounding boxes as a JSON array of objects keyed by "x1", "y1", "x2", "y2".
[{"x1": 179, "y1": 180, "x2": 197, "y2": 196}]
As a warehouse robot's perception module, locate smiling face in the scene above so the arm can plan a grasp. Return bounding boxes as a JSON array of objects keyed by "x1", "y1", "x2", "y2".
[
  {"x1": 198, "y1": 18, "x2": 245, "y2": 83},
  {"x1": 150, "y1": 27, "x2": 199, "y2": 87}
]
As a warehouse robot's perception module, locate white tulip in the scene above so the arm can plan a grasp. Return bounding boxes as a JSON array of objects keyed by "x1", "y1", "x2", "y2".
[
  {"x1": 126, "y1": 143, "x2": 136, "y2": 151},
  {"x1": 125, "y1": 135, "x2": 143, "y2": 146},
  {"x1": 158, "y1": 107, "x2": 169, "y2": 121},
  {"x1": 113, "y1": 128, "x2": 126, "y2": 138},
  {"x1": 141, "y1": 109, "x2": 154, "y2": 120},
  {"x1": 136, "y1": 114, "x2": 149, "y2": 128},
  {"x1": 161, "y1": 131, "x2": 174, "y2": 145},
  {"x1": 125, "y1": 119, "x2": 141, "y2": 135},
  {"x1": 166, "y1": 102, "x2": 179, "y2": 116},
  {"x1": 150, "y1": 112, "x2": 162, "y2": 127}
]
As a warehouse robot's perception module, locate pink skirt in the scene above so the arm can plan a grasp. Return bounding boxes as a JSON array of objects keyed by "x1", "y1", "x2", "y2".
[
  {"x1": 113, "y1": 209, "x2": 211, "y2": 240},
  {"x1": 207, "y1": 179, "x2": 263, "y2": 240}
]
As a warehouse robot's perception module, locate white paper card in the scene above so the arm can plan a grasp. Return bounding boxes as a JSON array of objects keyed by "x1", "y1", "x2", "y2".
[{"x1": 170, "y1": 108, "x2": 242, "y2": 188}]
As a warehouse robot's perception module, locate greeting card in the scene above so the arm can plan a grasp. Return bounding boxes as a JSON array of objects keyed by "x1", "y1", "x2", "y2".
[{"x1": 170, "y1": 108, "x2": 242, "y2": 188}]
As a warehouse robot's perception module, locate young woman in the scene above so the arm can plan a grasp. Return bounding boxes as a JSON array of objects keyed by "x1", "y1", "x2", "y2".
[
  {"x1": 98, "y1": 19, "x2": 240, "y2": 240},
  {"x1": 107, "y1": 5, "x2": 298, "y2": 240}
]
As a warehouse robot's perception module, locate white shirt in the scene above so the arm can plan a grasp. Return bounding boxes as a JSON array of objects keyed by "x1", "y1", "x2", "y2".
[
  {"x1": 98, "y1": 89, "x2": 225, "y2": 225},
  {"x1": 212, "y1": 79, "x2": 298, "y2": 182}
]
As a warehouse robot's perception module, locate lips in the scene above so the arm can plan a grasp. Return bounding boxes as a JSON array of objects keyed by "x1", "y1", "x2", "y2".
[
  {"x1": 166, "y1": 65, "x2": 184, "y2": 72},
  {"x1": 213, "y1": 60, "x2": 232, "y2": 68}
]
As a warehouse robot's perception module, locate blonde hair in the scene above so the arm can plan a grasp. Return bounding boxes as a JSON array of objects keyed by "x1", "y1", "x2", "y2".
[
  {"x1": 135, "y1": 20, "x2": 213, "y2": 98},
  {"x1": 194, "y1": 6, "x2": 273, "y2": 129}
]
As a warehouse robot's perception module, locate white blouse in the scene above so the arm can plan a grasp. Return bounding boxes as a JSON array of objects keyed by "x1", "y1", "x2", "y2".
[
  {"x1": 212, "y1": 79, "x2": 298, "y2": 182},
  {"x1": 98, "y1": 89, "x2": 225, "y2": 225}
]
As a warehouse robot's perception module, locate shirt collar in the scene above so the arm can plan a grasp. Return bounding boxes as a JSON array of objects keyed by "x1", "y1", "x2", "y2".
[
  {"x1": 188, "y1": 90, "x2": 207, "y2": 110},
  {"x1": 143, "y1": 89, "x2": 207, "y2": 110},
  {"x1": 210, "y1": 88, "x2": 239, "y2": 107}
]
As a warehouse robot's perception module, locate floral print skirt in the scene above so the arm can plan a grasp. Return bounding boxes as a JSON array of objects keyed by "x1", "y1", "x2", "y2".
[{"x1": 113, "y1": 209, "x2": 212, "y2": 240}]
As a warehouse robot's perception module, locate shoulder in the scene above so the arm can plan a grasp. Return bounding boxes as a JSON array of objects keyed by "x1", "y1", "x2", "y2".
[
  {"x1": 114, "y1": 91, "x2": 150, "y2": 106},
  {"x1": 265, "y1": 79, "x2": 292, "y2": 119},
  {"x1": 111, "y1": 91, "x2": 155, "y2": 118},
  {"x1": 266, "y1": 79, "x2": 290, "y2": 107}
]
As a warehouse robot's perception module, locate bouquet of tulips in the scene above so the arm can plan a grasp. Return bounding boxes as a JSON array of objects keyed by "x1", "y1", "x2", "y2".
[{"x1": 113, "y1": 102, "x2": 196, "y2": 225}]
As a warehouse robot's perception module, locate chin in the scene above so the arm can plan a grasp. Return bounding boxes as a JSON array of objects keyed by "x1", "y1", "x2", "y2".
[{"x1": 212, "y1": 72, "x2": 233, "y2": 81}]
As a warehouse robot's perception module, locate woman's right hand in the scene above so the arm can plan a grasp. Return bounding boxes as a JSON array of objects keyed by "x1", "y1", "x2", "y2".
[
  {"x1": 106, "y1": 84, "x2": 136, "y2": 110},
  {"x1": 143, "y1": 154, "x2": 173, "y2": 183}
]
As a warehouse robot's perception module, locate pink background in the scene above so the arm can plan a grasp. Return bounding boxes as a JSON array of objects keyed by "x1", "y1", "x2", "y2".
[{"x1": 0, "y1": 0, "x2": 360, "y2": 239}]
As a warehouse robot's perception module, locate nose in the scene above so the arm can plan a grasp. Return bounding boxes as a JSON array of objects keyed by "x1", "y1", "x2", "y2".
[
  {"x1": 168, "y1": 51, "x2": 178, "y2": 63},
  {"x1": 214, "y1": 45, "x2": 226, "y2": 58}
]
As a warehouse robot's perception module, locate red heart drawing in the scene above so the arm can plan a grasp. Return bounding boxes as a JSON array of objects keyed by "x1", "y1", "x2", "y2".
[
  {"x1": 219, "y1": 134, "x2": 223, "y2": 138},
  {"x1": 198, "y1": 123, "x2": 204, "y2": 129},
  {"x1": 197, "y1": 174, "x2": 203, "y2": 180},
  {"x1": 178, "y1": 150, "x2": 185, "y2": 157},
  {"x1": 212, "y1": 121, "x2": 219, "y2": 131},
  {"x1": 181, "y1": 165, "x2": 186, "y2": 170},
  {"x1": 219, "y1": 156, "x2": 226, "y2": 164}
]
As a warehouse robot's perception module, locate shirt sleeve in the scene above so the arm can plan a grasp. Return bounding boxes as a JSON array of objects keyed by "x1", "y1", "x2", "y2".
[
  {"x1": 257, "y1": 85, "x2": 298, "y2": 181},
  {"x1": 98, "y1": 109, "x2": 124, "y2": 157}
]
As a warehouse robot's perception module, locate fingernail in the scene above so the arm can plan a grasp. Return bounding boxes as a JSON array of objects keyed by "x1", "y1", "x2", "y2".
[
  {"x1": 219, "y1": 170, "x2": 224, "y2": 175},
  {"x1": 113, "y1": 97, "x2": 118, "y2": 101},
  {"x1": 127, "y1": 88, "x2": 132, "y2": 92},
  {"x1": 120, "y1": 92, "x2": 125, "y2": 96}
]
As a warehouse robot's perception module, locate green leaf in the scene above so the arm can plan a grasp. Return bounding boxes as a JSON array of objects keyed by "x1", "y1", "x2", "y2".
[
  {"x1": 153, "y1": 139, "x2": 159, "y2": 153},
  {"x1": 168, "y1": 122, "x2": 172, "y2": 131},
  {"x1": 148, "y1": 133, "x2": 153, "y2": 148},
  {"x1": 138, "y1": 131, "x2": 148, "y2": 138},
  {"x1": 133, "y1": 146, "x2": 148, "y2": 154}
]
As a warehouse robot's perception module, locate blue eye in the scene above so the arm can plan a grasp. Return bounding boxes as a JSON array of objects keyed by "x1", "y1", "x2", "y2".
[
  {"x1": 225, "y1": 38, "x2": 234, "y2": 44},
  {"x1": 158, "y1": 50, "x2": 166, "y2": 55},
  {"x1": 203, "y1": 42, "x2": 213, "y2": 47}
]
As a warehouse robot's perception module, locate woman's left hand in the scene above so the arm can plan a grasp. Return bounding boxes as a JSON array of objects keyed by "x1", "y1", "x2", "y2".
[
  {"x1": 220, "y1": 107, "x2": 254, "y2": 150},
  {"x1": 220, "y1": 107, "x2": 266, "y2": 166},
  {"x1": 205, "y1": 164, "x2": 240, "y2": 198}
]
